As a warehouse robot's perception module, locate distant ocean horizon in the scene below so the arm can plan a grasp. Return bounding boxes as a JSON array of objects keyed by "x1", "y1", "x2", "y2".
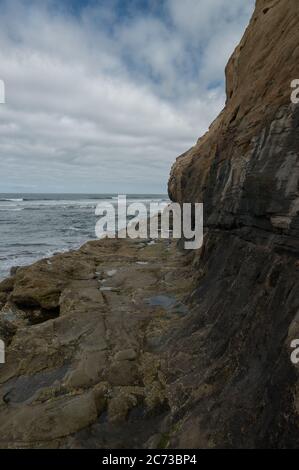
[{"x1": 0, "y1": 193, "x2": 168, "y2": 280}]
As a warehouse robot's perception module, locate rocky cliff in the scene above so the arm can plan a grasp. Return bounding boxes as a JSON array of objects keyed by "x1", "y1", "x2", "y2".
[
  {"x1": 168, "y1": 0, "x2": 299, "y2": 448},
  {"x1": 0, "y1": 0, "x2": 299, "y2": 449}
]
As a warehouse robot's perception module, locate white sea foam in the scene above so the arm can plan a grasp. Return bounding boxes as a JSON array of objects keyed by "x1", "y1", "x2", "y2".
[{"x1": 1, "y1": 198, "x2": 24, "y2": 202}]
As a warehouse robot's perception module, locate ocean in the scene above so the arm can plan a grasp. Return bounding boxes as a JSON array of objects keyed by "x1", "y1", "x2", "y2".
[{"x1": 0, "y1": 193, "x2": 168, "y2": 280}]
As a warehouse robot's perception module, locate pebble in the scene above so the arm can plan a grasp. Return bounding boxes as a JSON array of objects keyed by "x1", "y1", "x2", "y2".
[
  {"x1": 107, "y1": 270, "x2": 117, "y2": 277},
  {"x1": 114, "y1": 349, "x2": 137, "y2": 361}
]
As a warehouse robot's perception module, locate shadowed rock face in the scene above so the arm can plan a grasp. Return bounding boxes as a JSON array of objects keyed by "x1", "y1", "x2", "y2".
[{"x1": 167, "y1": 0, "x2": 299, "y2": 448}]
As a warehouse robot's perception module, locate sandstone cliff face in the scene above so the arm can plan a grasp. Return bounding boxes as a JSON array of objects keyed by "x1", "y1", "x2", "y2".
[
  {"x1": 170, "y1": 0, "x2": 299, "y2": 228},
  {"x1": 167, "y1": 0, "x2": 299, "y2": 448}
]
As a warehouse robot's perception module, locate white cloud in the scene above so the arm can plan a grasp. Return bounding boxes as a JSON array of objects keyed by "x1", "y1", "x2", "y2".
[{"x1": 0, "y1": 0, "x2": 255, "y2": 193}]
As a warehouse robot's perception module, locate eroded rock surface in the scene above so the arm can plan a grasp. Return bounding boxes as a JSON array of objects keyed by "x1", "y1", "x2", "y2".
[{"x1": 0, "y1": 239, "x2": 196, "y2": 448}]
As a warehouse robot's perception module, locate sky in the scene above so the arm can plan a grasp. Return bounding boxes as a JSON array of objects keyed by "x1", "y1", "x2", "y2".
[{"x1": 0, "y1": 0, "x2": 255, "y2": 194}]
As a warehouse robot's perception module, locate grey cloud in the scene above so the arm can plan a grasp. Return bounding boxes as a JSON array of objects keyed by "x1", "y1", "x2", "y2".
[{"x1": 0, "y1": 0, "x2": 254, "y2": 193}]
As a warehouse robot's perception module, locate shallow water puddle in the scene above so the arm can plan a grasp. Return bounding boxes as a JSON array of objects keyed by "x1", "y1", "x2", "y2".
[
  {"x1": 100, "y1": 286, "x2": 120, "y2": 292},
  {"x1": 1, "y1": 310, "x2": 18, "y2": 322},
  {"x1": 2, "y1": 364, "x2": 69, "y2": 404},
  {"x1": 146, "y1": 295, "x2": 188, "y2": 315}
]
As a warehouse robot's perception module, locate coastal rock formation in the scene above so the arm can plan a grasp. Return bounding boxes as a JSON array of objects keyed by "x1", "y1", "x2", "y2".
[
  {"x1": 0, "y1": 0, "x2": 299, "y2": 449},
  {"x1": 0, "y1": 239, "x2": 196, "y2": 448},
  {"x1": 168, "y1": 0, "x2": 299, "y2": 448}
]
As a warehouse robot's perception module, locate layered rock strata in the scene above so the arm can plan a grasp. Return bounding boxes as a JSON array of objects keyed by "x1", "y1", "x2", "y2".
[{"x1": 167, "y1": 0, "x2": 299, "y2": 448}]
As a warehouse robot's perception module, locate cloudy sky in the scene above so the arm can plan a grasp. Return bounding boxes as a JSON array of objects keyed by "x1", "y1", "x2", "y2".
[{"x1": 0, "y1": 0, "x2": 255, "y2": 194}]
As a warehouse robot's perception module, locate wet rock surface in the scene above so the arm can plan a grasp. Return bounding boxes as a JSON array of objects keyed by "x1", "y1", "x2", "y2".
[{"x1": 0, "y1": 238, "x2": 196, "y2": 448}]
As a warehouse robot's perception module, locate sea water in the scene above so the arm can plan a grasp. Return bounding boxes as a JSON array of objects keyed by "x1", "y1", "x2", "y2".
[{"x1": 0, "y1": 193, "x2": 168, "y2": 280}]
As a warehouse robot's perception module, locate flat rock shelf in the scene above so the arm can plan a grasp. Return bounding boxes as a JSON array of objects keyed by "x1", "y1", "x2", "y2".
[{"x1": 0, "y1": 237, "x2": 196, "y2": 449}]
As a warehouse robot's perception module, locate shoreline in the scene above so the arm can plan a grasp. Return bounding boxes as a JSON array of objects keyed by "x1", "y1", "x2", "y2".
[
  {"x1": 0, "y1": 195, "x2": 170, "y2": 281},
  {"x1": 0, "y1": 207, "x2": 171, "y2": 281}
]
